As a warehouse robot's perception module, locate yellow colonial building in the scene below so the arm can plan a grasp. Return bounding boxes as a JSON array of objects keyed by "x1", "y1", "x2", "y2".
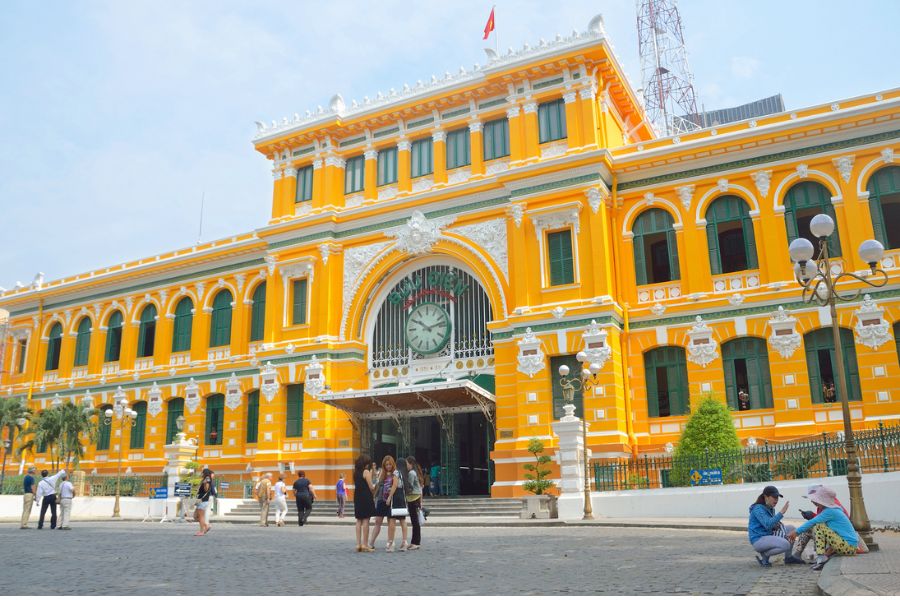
[{"x1": 2, "y1": 17, "x2": 899, "y2": 497}]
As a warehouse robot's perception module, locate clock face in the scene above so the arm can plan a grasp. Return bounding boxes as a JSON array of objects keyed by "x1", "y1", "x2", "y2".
[{"x1": 404, "y1": 302, "x2": 451, "y2": 355}]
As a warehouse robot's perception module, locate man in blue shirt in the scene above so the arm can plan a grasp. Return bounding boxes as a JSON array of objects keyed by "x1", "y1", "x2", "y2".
[{"x1": 20, "y1": 466, "x2": 36, "y2": 529}]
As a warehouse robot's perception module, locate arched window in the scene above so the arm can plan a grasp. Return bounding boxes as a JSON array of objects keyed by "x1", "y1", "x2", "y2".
[
  {"x1": 137, "y1": 305, "x2": 157, "y2": 358},
  {"x1": 166, "y1": 398, "x2": 184, "y2": 444},
  {"x1": 130, "y1": 401, "x2": 147, "y2": 449},
  {"x1": 722, "y1": 337, "x2": 773, "y2": 411},
  {"x1": 73, "y1": 318, "x2": 92, "y2": 367},
  {"x1": 45, "y1": 322, "x2": 63, "y2": 371},
  {"x1": 246, "y1": 390, "x2": 260, "y2": 444},
  {"x1": 205, "y1": 394, "x2": 224, "y2": 445},
  {"x1": 705, "y1": 196, "x2": 758, "y2": 274},
  {"x1": 171, "y1": 297, "x2": 194, "y2": 353},
  {"x1": 867, "y1": 165, "x2": 900, "y2": 249},
  {"x1": 633, "y1": 209, "x2": 680, "y2": 285},
  {"x1": 804, "y1": 328, "x2": 861, "y2": 404},
  {"x1": 97, "y1": 405, "x2": 112, "y2": 451},
  {"x1": 105, "y1": 311, "x2": 123, "y2": 362},
  {"x1": 784, "y1": 181, "x2": 842, "y2": 257},
  {"x1": 643, "y1": 346, "x2": 689, "y2": 417},
  {"x1": 249, "y1": 284, "x2": 266, "y2": 342},
  {"x1": 209, "y1": 290, "x2": 233, "y2": 348}
]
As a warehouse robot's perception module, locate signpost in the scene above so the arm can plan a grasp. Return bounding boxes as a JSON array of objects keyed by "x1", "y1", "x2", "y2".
[
  {"x1": 143, "y1": 487, "x2": 170, "y2": 523},
  {"x1": 689, "y1": 468, "x2": 723, "y2": 486},
  {"x1": 174, "y1": 482, "x2": 193, "y2": 497}
]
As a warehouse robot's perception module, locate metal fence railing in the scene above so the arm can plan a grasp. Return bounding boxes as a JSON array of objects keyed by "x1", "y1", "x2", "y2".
[
  {"x1": 80, "y1": 473, "x2": 169, "y2": 497},
  {"x1": 594, "y1": 421, "x2": 900, "y2": 492}
]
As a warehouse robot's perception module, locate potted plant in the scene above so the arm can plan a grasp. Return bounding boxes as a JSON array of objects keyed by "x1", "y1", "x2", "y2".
[{"x1": 521, "y1": 438, "x2": 558, "y2": 519}]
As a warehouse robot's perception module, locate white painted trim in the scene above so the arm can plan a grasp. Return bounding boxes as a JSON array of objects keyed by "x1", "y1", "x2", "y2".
[
  {"x1": 620, "y1": 197, "x2": 683, "y2": 236},
  {"x1": 694, "y1": 183, "x2": 759, "y2": 221},
  {"x1": 771, "y1": 169, "x2": 842, "y2": 212},
  {"x1": 856, "y1": 149, "x2": 898, "y2": 195}
]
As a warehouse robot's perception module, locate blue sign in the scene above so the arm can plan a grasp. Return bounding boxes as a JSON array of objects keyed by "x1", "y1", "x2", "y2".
[
  {"x1": 150, "y1": 487, "x2": 168, "y2": 499},
  {"x1": 174, "y1": 482, "x2": 192, "y2": 497},
  {"x1": 689, "y1": 468, "x2": 723, "y2": 486},
  {"x1": 219, "y1": 482, "x2": 230, "y2": 489}
]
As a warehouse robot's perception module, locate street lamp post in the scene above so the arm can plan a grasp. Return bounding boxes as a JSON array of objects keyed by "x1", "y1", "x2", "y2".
[
  {"x1": 557, "y1": 354, "x2": 602, "y2": 520},
  {"x1": 788, "y1": 214, "x2": 887, "y2": 550},
  {"x1": 105, "y1": 387, "x2": 138, "y2": 518},
  {"x1": 0, "y1": 417, "x2": 28, "y2": 491}
]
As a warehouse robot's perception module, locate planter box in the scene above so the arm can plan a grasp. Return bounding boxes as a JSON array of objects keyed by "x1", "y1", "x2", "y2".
[{"x1": 520, "y1": 495, "x2": 558, "y2": 519}]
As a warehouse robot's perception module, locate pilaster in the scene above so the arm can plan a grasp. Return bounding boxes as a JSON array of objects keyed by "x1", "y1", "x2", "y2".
[
  {"x1": 281, "y1": 167, "x2": 298, "y2": 217},
  {"x1": 363, "y1": 148, "x2": 378, "y2": 200},
  {"x1": 432, "y1": 130, "x2": 447, "y2": 184},
  {"x1": 270, "y1": 167, "x2": 284, "y2": 220},
  {"x1": 507, "y1": 105, "x2": 525, "y2": 164},
  {"x1": 397, "y1": 139, "x2": 411, "y2": 193},
  {"x1": 578, "y1": 84, "x2": 600, "y2": 148},
  {"x1": 522, "y1": 101, "x2": 539, "y2": 161},
  {"x1": 469, "y1": 121, "x2": 484, "y2": 176},
  {"x1": 563, "y1": 90, "x2": 583, "y2": 148}
]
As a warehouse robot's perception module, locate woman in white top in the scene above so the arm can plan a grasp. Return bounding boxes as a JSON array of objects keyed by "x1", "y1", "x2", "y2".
[{"x1": 273, "y1": 475, "x2": 289, "y2": 527}]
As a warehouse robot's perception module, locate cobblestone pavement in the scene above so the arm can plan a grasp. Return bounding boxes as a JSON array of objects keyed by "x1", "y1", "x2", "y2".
[{"x1": 0, "y1": 523, "x2": 819, "y2": 595}]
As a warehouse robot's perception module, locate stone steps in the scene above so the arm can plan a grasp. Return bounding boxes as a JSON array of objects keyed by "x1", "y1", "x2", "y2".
[{"x1": 224, "y1": 497, "x2": 522, "y2": 519}]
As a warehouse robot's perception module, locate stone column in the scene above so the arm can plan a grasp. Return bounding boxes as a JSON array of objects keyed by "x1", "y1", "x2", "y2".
[
  {"x1": 551, "y1": 404, "x2": 589, "y2": 520},
  {"x1": 163, "y1": 432, "x2": 198, "y2": 517}
]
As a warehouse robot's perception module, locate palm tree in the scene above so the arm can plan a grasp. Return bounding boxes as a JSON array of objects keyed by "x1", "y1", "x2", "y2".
[
  {"x1": 0, "y1": 397, "x2": 31, "y2": 490},
  {"x1": 58, "y1": 402, "x2": 98, "y2": 470},
  {"x1": 18, "y1": 407, "x2": 64, "y2": 471}
]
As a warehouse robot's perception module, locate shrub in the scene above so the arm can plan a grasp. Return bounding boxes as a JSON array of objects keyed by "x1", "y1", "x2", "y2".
[
  {"x1": 669, "y1": 395, "x2": 742, "y2": 486},
  {"x1": 522, "y1": 438, "x2": 555, "y2": 496},
  {"x1": 774, "y1": 452, "x2": 819, "y2": 480}
]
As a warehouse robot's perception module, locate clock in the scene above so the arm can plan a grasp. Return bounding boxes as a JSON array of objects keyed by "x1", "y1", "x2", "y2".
[{"x1": 404, "y1": 302, "x2": 452, "y2": 355}]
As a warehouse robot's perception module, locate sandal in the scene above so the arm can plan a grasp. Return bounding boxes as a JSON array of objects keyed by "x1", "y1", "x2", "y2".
[
  {"x1": 385, "y1": 541, "x2": 394, "y2": 553},
  {"x1": 399, "y1": 542, "x2": 408, "y2": 552}
]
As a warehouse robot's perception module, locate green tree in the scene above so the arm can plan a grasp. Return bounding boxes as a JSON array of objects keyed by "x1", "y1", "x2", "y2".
[
  {"x1": 0, "y1": 397, "x2": 32, "y2": 489},
  {"x1": 19, "y1": 408, "x2": 64, "y2": 470},
  {"x1": 57, "y1": 402, "x2": 98, "y2": 470},
  {"x1": 669, "y1": 395, "x2": 742, "y2": 486},
  {"x1": 522, "y1": 438, "x2": 555, "y2": 496}
]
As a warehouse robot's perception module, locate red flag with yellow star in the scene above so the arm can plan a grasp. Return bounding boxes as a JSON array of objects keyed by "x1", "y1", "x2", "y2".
[{"x1": 483, "y1": 7, "x2": 495, "y2": 40}]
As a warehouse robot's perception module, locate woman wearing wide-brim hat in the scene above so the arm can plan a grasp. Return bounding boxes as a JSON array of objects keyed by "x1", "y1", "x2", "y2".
[
  {"x1": 747, "y1": 485, "x2": 804, "y2": 567},
  {"x1": 787, "y1": 486, "x2": 861, "y2": 570}
]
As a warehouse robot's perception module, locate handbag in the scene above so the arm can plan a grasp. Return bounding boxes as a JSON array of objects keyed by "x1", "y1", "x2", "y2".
[{"x1": 390, "y1": 472, "x2": 409, "y2": 517}]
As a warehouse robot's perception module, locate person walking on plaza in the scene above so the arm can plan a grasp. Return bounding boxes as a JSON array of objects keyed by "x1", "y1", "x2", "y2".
[
  {"x1": 255, "y1": 473, "x2": 273, "y2": 527},
  {"x1": 194, "y1": 468, "x2": 216, "y2": 536},
  {"x1": 788, "y1": 486, "x2": 861, "y2": 571},
  {"x1": 747, "y1": 485, "x2": 804, "y2": 567},
  {"x1": 20, "y1": 466, "x2": 37, "y2": 529},
  {"x1": 57, "y1": 473, "x2": 75, "y2": 530},
  {"x1": 273, "y1": 474, "x2": 289, "y2": 527},
  {"x1": 336, "y1": 473, "x2": 347, "y2": 518},
  {"x1": 405, "y1": 456, "x2": 424, "y2": 550},
  {"x1": 292, "y1": 470, "x2": 315, "y2": 526},
  {"x1": 353, "y1": 454, "x2": 376, "y2": 552},
  {"x1": 36, "y1": 468, "x2": 66, "y2": 530}
]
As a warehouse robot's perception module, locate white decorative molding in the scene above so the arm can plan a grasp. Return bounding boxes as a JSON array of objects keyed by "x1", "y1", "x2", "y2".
[
  {"x1": 283, "y1": 166, "x2": 297, "y2": 178},
  {"x1": 750, "y1": 170, "x2": 772, "y2": 198},
  {"x1": 529, "y1": 203, "x2": 582, "y2": 235},
  {"x1": 468, "y1": 121, "x2": 482, "y2": 133},
  {"x1": 387, "y1": 210, "x2": 454, "y2": 255},
  {"x1": 271, "y1": 168, "x2": 283, "y2": 181},
  {"x1": 882, "y1": 148, "x2": 894, "y2": 164},
  {"x1": 345, "y1": 193, "x2": 364, "y2": 208},
  {"x1": 260, "y1": 362, "x2": 280, "y2": 402},
  {"x1": 516, "y1": 328, "x2": 544, "y2": 378},
  {"x1": 184, "y1": 378, "x2": 201, "y2": 413},
  {"x1": 551, "y1": 306, "x2": 566, "y2": 319},
  {"x1": 540, "y1": 141, "x2": 568, "y2": 159},
  {"x1": 147, "y1": 382, "x2": 162, "y2": 418},
  {"x1": 225, "y1": 373, "x2": 242, "y2": 410},
  {"x1": 650, "y1": 303, "x2": 665, "y2": 316},
  {"x1": 507, "y1": 203, "x2": 524, "y2": 227},
  {"x1": 318, "y1": 243, "x2": 341, "y2": 265},
  {"x1": 264, "y1": 255, "x2": 277, "y2": 276},
  {"x1": 716, "y1": 178, "x2": 729, "y2": 193},
  {"x1": 364, "y1": 149, "x2": 378, "y2": 161},
  {"x1": 523, "y1": 102, "x2": 537, "y2": 114},
  {"x1": 411, "y1": 176, "x2": 434, "y2": 192},
  {"x1": 581, "y1": 320, "x2": 612, "y2": 370},
  {"x1": 447, "y1": 167, "x2": 471, "y2": 184},
  {"x1": 562, "y1": 91, "x2": 577, "y2": 104},
  {"x1": 832, "y1": 155, "x2": 855, "y2": 184},
  {"x1": 304, "y1": 355, "x2": 325, "y2": 398},
  {"x1": 767, "y1": 306, "x2": 802, "y2": 359},
  {"x1": 485, "y1": 159, "x2": 510, "y2": 175},
  {"x1": 796, "y1": 163, "x2": 809, "y2": 179},
  {"x1": 324, "y1": 155, "x2": 346, "y2": 169},
  {"x1": 854, "y1": 294, "x2": 890, "y2": 350},
  {"x1": 506, "y1": 106, "x2": 520, "y2": 119},
  {"x1": 377, "y1": 185, "x2": 398, "y2": 201},
  {"x1": 584, "y1": 187, "x2": 606, "y2": 214},
  {"x1": 675, "y1": 185, "x2": 694, "y2": 210},
  {"x1": 397, "y1": 139, "x2": 411, "y2": 152},
  {"x1": 431, "y1": 130, "x2": 446, "y2": 143},
  {"x1": 686, "y1": 316, "x2": 718, "y2": 367},
  {"x1": 450, "y1": 218, "x2": 509, "y2": 280},
  {"x1": 341, "y1": 241, "x2": 392, "y2": 335},
  {"x1": 729, "y1": 293, "x2": 745, "y2": 306}
]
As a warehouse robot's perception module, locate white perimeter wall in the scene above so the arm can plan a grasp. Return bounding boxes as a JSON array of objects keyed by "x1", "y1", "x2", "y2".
[
  {"x1": 0, "y1": 497, "x2": 246, "y2": 521},
  {"x1": 558, "y1": 472, "x2": 900, "y2": 523}
]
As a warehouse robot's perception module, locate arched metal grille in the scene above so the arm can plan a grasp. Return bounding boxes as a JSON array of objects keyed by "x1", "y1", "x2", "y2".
[{"x1": 371, "y1": 266, "x2": 493, "y2": 370}]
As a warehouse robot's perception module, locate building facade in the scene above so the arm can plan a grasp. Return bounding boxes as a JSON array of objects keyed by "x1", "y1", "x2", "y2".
[{"x1": 2, "y1": 17, "x2": 899, "y2": 497}]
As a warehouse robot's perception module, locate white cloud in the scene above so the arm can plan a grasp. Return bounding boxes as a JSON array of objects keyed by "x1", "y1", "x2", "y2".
[{"x1": 730, "y1": 56, "x2": 760, "y2": 80}]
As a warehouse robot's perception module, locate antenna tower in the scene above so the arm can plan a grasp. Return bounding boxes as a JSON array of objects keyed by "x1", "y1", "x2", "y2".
[{"x1": 636, "y1": 0, "x2": 701, "y2": 136}]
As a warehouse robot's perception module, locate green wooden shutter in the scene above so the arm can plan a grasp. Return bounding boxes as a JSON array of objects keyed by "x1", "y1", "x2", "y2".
[
  {"x1": 633, "y1": 225, "x2": 648, "y2": 286},
  {"x1": 839, "y1": 328, "x2": 861, "y2": 401},
  {"x1": 209, "y1": 290, "x2": 233, "y2": 347},
  {"x1": 250, "y1": 283, "x2": 266, "y2": 342},
  {"x1": 666, "y1": 228, "x2": 681, "y2": 280},
  {"x1": 483, "y1": 118, "x2": 509, "y2": 161},
  {"x1": 742, "y1": 212, "x2": 759, "y2": 269},
  {"x1": 292, "y1": 279, "x2": 308, "y2": 325},
  {"x1": 446, "y1": 128, "x2": 471, "y2": 169},
  {"x1": 130, "y1": 402, "x2": 147, "y2": 449},
  {"x1": 869, "y1": 195, "x2": 888, "y2": 247},
  {"x1": 205, "y1": 395, "x2": 224, "y2": 445},
  {"x1": 45, "y1": 323, "x2": 62, "y2": 371},
  {"x1": 166, "y1": 398, "x2": 184, "y2": 444},
  {"x1": 547, "y1": 229, "x2": 574, "y2": 286},
  {"x1": 286, "y1": 384, "x2": 304, "y2": 437},
  {"x1": 137, "y1": 305, "x2": 157, "y2": 358},
  {"x1": 17, "y1": 339, "x2": 27, "y2": 373},
  {"x1": 723, "y1": 348, "x2": 737, "y2": 410},
  {"x1": 538, "y1": 99, "x2": 567, "y2": 143},
  {"x1": 411, "y1": 138, "x2": 433, "y2": 178},
  {"x1": 172, "y1": 297, "x2": 193, "y2": 352},
  {"x1": 644, "y1": 350, "x2": 660, "y2": 417},
  {"x1": 867, "y1": 166, "x2": 900, "y2": 248},
  {"x1": 644, "y1": 347, "x2": 688, "y2": 417},
  {"x1": 97, "y1": 405, "x2": 112, "y2": 450},
  {"x1": 377, "y1": 147, "x2": 398, "y2": 186},
  {"x1": 344, "y1": 155, "x2": 365, "y2": 193},
  {"x1": 296, "y1": 165, "x2": 313, "y2": 202},
  {"x1": 804, "y1": 330, "x2": 824, "y2": 404},
  {"x1": 706, "y1": 220, "x2": 722, "y2": 275},
  {"x1": 105, "y1": 312, "x2": 123, "y2": 362},
  {"x1": 550, "y1": 355, "x2": 583, "y2": 419},
  {"x1": 246, "y1": 390, "x2": 259, "y2": 444},
  {"x1": 73, "y1": 318, "x2": 92, "y2": 367}
]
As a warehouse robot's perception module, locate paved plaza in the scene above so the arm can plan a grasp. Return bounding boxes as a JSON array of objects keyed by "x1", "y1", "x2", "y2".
[{"x1": 0, "y1": 522, "x2": 822, "y2": 595}]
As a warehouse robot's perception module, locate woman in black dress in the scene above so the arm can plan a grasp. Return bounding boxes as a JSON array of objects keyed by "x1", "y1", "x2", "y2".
[{"x1": 353, "y1": 454, "x2": 376, "y2": 552}]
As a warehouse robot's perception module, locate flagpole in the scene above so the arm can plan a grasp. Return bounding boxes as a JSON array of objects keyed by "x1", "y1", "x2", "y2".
[{"x1": 494, "y1": 5, "x2": 499, "y2": 55}]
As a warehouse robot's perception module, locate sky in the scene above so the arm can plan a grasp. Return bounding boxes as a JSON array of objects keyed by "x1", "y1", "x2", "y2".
[{"x1": 1, "y1": 0, "x2": 898, "y2": 289}]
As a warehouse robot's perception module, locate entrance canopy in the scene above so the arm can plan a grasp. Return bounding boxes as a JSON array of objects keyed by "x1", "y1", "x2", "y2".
[{"x1": 318, "y1": 379, "x2": 495, "y2": 423}]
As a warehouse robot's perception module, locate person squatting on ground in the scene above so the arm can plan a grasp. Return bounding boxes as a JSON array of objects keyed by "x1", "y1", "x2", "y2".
[
  {"x1": 58, "y1": 472, "x2": 75, "y2": 530},
  {"x1": 36, "y1": 469, "x2": 66, "y2": 530},
  {"x1": 194, "y1": 468, "x2": 216, "y2": 536},
  {"x1": 273, "y1": 474, "x2": 289, "y2": 526},
  {"x1": 405, "y1": 455, "x2": 424, "y2": 550},
  {"x1": 292, "y1": 470, "x2": 315, "y2": 526},
  {"x1": 20, "y1": 466, "x2": 36, "y2": 529},
  {"x1": 747, "y1": 485, "x2": 804, "y2": 567},
  {"x1": 353, "y1": 454, "x2": 376, "y2": 552},
  {"x1": 787, "y1": 485, "x2": 862, "y2": 571},
  {"x1": 336, "y1": 473, "x2": 347, "y2": 518},
  {"x1": 255, "y1": 472, "x2": 273, "y2": 527}
]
